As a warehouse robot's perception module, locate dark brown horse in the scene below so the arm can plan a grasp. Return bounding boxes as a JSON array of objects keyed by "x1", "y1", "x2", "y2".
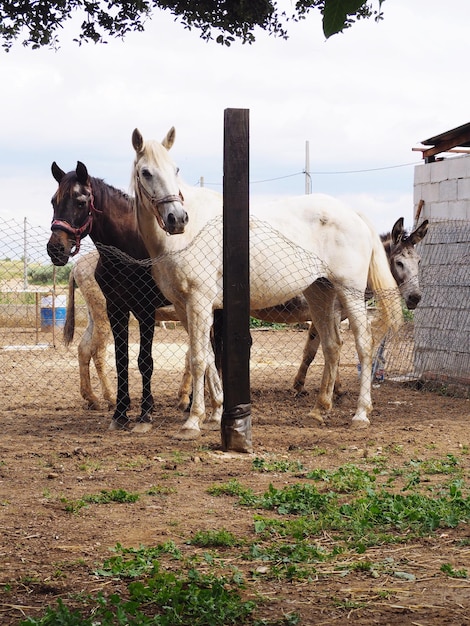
[{"x1": 46, "y1": 161, "x2": 187, "y2": 431}]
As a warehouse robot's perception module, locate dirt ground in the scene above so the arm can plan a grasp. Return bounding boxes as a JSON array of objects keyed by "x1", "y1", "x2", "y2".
[{"x1": 1, "y1": 326, "x2": 469, "y2": 625}]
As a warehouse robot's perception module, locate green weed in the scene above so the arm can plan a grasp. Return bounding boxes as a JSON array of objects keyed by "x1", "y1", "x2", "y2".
[
  {"x1": 62, "y1": 489, "x2": 139, "y2": 513},
  {"x1": 189, "y1": 529, "x2": 242, "y2": 548}
]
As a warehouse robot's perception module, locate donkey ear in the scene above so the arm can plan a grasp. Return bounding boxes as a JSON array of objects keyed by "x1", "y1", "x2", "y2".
[
  {"x1": 409, "y1": 219, "x2": 429, "y2": 246},
  {"x1": 51, "y1": 161, "x2": 66, "y2": 183},
  {"x1": 132, "y1": 128, "x2": 144, "y2": 154},
  {"x1": 162, "y1": 127, "x2": 175, "y2": 151},
  {"x1": 391, "y1": 217, "x2": 405, "y2": 244},
  {"x1": 76, "y1": 161, "x2": 89, "y2": 184}
]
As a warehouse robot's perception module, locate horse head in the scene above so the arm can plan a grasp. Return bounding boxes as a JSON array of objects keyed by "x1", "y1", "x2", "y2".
[
  {"x1": 388, "y1": 217, "x2": 429, "y2": 309},
  {"x1": 131, "y1": 128, "x2": 188, "y2": 235},
  {"x1": 47, "y1": 161, "x2": 95, "y2": 266}
]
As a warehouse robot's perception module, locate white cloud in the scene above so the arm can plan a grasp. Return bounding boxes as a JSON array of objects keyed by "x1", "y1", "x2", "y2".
[{"x1": 0, "y1": 0, "x2": 469, "y2": 237}]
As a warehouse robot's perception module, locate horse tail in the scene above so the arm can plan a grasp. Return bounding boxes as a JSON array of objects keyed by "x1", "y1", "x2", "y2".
[
  {"x1": 63, "y1": 267, "x2": 76, "y2": 346},
  {"x1": 361, "y1": 214, "x2": 404, "y2": 341}
]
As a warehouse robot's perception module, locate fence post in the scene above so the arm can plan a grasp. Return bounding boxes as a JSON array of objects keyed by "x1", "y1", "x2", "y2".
[{"x1": 220, "y1": 108, "x2": 252, "y2": 453}]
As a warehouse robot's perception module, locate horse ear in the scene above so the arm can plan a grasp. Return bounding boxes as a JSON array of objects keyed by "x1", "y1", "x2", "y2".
[
  {"x1": 409, "y1": 219, "x2": 429, "y2": 246},
  {"x1": 51, "y1": 162, "x2": 66, "y2": 183},
  {"x1": 132, "y1": 128, "x2": 144, "y2": 154},
  {"x1": 391, "y1": 217, "x2": 405, "y2": 244},
  {"x1": 162, "y1": 127, "x2": 176, "y2": 151},
  {"x1": 76, "y1": 161, "x2": 89, "y2": 184}
]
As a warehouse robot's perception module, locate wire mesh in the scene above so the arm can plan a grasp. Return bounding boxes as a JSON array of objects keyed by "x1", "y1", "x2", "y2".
[{"x1": 1, "y1": 217, "x2": 468, "y2": 423}]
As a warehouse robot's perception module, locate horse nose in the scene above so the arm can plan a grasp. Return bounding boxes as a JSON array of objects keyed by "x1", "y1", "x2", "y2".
[
  {"x1": 47, "y1": 241, "x2": 68, "y2": 266},
  {"x1": 167, "y1": 209, "x2": 188, "y2": 234},
  {"x1": 406, "y1": 293, "x2": 421, "y2": 310}
]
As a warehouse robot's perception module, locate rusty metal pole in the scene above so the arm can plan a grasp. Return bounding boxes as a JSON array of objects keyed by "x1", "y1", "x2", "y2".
[{"x1": 220, "y1": 108, "x2": 252, "y2": 453}]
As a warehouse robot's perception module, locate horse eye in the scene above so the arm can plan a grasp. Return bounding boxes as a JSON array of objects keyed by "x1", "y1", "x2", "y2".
[
  {"x1": 142, "y1": 168, "x2": 152, "y2": 179},
  {"x1": 396, "y1": 261, "x2": 404, "y2": 269},
  {"x1": 77, "y1": 200, "x2": 87, "y2": 209}
]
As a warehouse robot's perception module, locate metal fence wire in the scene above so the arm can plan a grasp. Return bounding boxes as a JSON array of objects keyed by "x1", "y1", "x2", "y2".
[{"x1": 1, "y1": 217, "x2": 469, "y2": 422}]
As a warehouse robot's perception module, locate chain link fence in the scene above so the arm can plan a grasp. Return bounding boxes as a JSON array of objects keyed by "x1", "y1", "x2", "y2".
[{"x1": 1, "y1": 216, "x2": 468, "y2": 422}]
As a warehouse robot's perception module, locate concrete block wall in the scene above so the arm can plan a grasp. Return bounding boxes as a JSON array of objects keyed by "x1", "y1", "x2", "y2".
[
  {"x1": 412, "y1": 156, "x2": 470, "y2": 390},
  {"x1": 414, "y1": 154, "x2": 470, "y2": 221}
]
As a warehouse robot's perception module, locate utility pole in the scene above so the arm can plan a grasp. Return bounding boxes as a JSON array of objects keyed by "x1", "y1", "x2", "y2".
[{"x1": 305, "y1": 140, "x2": 312, "y2": 194}]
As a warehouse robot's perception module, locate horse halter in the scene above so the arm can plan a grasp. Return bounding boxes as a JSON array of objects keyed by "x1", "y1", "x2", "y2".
[
  {"x1": 50, "y1": 185, "x2": 97, "y2": 257},
  {"x1": 135, "y1": 172, "x2": 184, "y2": 231}
]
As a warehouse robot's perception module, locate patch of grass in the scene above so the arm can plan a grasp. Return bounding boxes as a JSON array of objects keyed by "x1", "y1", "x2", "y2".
[
  {"x1": 306, "y1": 464, "x2": 377, "y2": 493},
  {"x1": 21, "y1": 546, "x2": 256, "y2": 626},
  {"x1": 207, "y1": 478, "x2": 254, "y2": 499},
  {"x1": 250, "y1": 317, "x2": 287, "y2": 330},
  {"x1": 146, "y1": 484, "x2": 176, "y2": 496},
  {"x1": 252, "y1": 457, "x2": 305, "y2": 473},
  {"x1": 95, "y1": 542, "x2": 182, "y2": 578},
  {"x1": 241, "y1": 483, "x2": 335, "y2": 515},
  {"x1": 77, "y1": 460, "x2": 102, "y2": 472},
  {"x1": 440, "y1": 563, "x2": 468, "y2": 578},
  {"x1": 62, "y1": 489, "x2": 139, "y2": 513},
  {"x1": 189, "y1": 528, "x2": 242, "y2": 548}
]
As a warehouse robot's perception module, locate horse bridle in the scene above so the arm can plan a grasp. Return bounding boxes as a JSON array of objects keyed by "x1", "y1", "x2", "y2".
[
  {"x1": 135, "y1": 172, "x2": 184, "y2": 231},
  {"x1": 50, "y1": 185, "x2": 98, "y2": 257}
]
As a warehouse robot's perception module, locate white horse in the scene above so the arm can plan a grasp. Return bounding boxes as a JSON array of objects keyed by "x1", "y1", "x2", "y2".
[
  {"x1": 131, "y1": 128, "x2": 404, "y2": 438},
  {"x1": 64, "y1": 216, "x2": 427, "y2": 411}
]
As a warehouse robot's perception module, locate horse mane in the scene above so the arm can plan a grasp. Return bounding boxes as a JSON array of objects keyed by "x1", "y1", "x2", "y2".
[
  {"x1": 91, "y1": 177, "x2": 151, "y2": 258},
  {"x1": 380, "y1": 231, "x2": 393, "y2": 257},
  {"x1": 89, "y1": 176, "x2": 133, "y2": 207}
]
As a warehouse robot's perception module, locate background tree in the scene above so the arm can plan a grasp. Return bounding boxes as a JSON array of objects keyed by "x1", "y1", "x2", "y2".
[{"x1": 0, "y1": 0, "x2": 384, "y2": 51}]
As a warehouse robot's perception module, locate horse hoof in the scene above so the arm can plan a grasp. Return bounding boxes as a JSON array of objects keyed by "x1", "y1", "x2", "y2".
[
  {"x1": 86, "y1": 400, "x2": 101, "y2": 411},
  {"x1": 108, "y1": 418, "x2": 131, "y2": 431},
  {"x1": 351, "y1": 417, "x2": 370, "y2": 429},
  {"x1": 307, "y1": 410, "x2": 325, "y2": 426},
  {"x1": 132, "y1": 422, "x2": 153, "y2": 434},
  {"x1": 202, "y1": 420, "x2": 220, "y2": 431},
  {"x1": 174, "y1": 428, "x2": 201, "y2": 441},
  {"x1": 177, "y1": 398, "x2": 191, "y2": 412}
]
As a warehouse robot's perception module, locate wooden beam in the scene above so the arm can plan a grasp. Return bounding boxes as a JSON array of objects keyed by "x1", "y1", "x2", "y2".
[{"x1": 221, "y1": 108, "x2": 252, "y2": 453}]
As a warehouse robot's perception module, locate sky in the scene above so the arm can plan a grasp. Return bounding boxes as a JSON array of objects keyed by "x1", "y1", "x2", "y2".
[{"x1": 1, "y1": 0, "x2": 469, "y2": 248}]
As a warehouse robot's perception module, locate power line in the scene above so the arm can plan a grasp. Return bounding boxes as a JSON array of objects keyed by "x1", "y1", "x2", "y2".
[
  {"x1": 309, "y1": 161, "x2": 418, "y2": 175},
  {"x1": 196, "y1": 160, "x2": 418, "y2": 187}
]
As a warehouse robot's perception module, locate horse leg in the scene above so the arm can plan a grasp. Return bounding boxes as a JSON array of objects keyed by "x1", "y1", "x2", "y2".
[
  {"x1": 176, "y1": 299, "x2": 218, "y2": 440},
  {"x1": 203, "y1": 357, "x2": 224, "y2": 430},
  {"x1": 293, "y1": 324, "x2": 320, "y2": 396},
  {"x1": 303, "y1": 282, "x2": 342, "y2": 424},
  {"x1": 78, "y1": 318, "x2": 101, "y2": 410},
  {"x1": 341, "y1": 293, "x2": 373, "y2": 428},
  {"x1": 106, "y1": 303, "x2": 131, "y2": 430},
  {"x1": 91, "y1": 319, "x2": 115, "y2": 410},
  {"x1": 177, "y1": 347, "x2": 192, "y2": 411},
  {"x1": 132, "y1": 316, "x2": 156, "y2": 433}
]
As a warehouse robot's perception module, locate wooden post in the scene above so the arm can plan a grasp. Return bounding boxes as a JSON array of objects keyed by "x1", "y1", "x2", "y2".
[{"x1": 221, "y1": 108, "x2": 252, "y2": 453}]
